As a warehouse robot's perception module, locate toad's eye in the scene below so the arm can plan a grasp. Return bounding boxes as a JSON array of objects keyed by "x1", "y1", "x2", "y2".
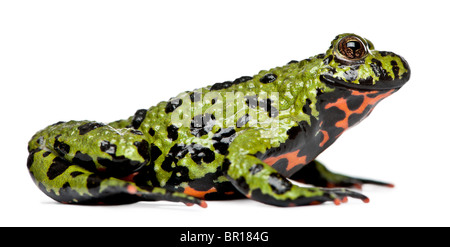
[{"x1": 337, "y1": 36, "x2": 367, "y2": 60}]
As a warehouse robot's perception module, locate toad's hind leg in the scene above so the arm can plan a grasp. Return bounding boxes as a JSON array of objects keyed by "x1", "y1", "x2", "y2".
[
  {"x1": 222, "y1": 129, "x2": 369, "y2": 206},
  {"x1": 28, "y1": 146, "x2": 206, "y2": 207},
  {"x1": 27, "y1": 120, "x2": 206, "y2": 207}
]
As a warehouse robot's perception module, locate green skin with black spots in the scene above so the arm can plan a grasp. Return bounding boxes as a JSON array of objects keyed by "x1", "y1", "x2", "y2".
[{"x1": 27, "y1": 33, "x2": 410, "y2": 207}]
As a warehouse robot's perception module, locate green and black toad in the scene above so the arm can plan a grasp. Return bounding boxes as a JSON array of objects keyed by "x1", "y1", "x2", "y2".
[{"x1": 27, "y1": 33, "x2": 410, "y2": 207}]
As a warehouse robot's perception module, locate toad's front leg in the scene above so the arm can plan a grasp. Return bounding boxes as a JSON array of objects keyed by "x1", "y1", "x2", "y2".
[{"x1": 222, "y1": 128, "x2": 369, "y2": 206}]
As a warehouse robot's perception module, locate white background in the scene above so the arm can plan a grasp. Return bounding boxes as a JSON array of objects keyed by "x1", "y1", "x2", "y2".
[{"x1": 1, "y1": 0, "x2": 448, "y2": 227}]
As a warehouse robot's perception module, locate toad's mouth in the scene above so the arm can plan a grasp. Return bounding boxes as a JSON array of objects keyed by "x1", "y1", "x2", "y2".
[{"x1": 319, "y1": 73, "x2": 410, "y2": 91}]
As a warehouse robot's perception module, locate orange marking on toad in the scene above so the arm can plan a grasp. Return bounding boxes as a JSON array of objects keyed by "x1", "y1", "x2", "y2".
[
  {"x1": 263, "y1": 150, "x2": 307, "y2": 171},
  {"x1": 325, "y1": 89, "x2": 394, "y2": 130},
  {"x1": 183, "y1": 186, "x2": 217, "y2": 199}
]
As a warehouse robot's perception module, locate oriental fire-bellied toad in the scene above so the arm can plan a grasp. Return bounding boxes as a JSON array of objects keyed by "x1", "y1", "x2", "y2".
[{"x1": 27, "y1": 33, "x2": 410, "y2": 207}]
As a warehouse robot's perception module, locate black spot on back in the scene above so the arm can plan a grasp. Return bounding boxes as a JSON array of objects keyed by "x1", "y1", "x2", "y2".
[
  {"x1": 210, "y1": 81, "x2": 232, "y2": 91},
  {"x1": 233, "y1": 76, "x2": 253, "y2": 85},
  {"x1": 130, "y1": 109, "x2": 148, "y2": 129},
  {"x1": 78, "y1": 122, "x2": 105, "y2": 135},
  {"x1": 287, "y1": 60, "x2": 298, "y2": 64},
  {"x1": 148, "y1": 128, "x2": 155, "y2": 136},
  {"x1": 165, "y1": 98, "x2": 183, "y2": 113},
  {"x1": 259, "y1": 73, "x2": 277, "y2": 84},
  {"x1": 210, "y1": 76, "x2": 252, "y2": 91},
  {"x1": 167, "y1": 124, "x2": 179, "y2": 141}
]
